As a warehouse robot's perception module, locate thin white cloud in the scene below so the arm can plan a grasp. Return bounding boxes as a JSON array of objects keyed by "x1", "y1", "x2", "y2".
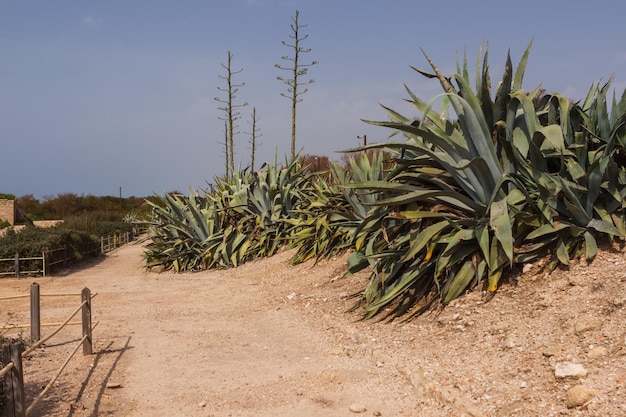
[{"x1": 82, "y1": 15, "x2": 101, "y2": 30}]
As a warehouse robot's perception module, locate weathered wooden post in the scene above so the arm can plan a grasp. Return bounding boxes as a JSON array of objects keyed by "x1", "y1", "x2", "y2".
[
  {"x1": 100, "y1": 236, "x2": 104, "y2": 254},
  {"x1": 14, "y1": 253, "x2": 19, "y2": 277},
  {"x1": 30, "y1": 283, "x2": 41, "y2": 343},
  {"x1": 2, "y1": 342, "x2": 26, "y2": 417},
  {"x1": 42, "y1": 249, "x2": 46, "y2": 277},
  {"x1": 81, "y1": 288, "x2": 92, "y2": 355}
]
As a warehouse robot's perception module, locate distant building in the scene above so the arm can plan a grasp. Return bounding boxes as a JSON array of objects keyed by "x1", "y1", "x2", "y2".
[{"x1": 0, "y1": 198, "x2": 16, "y2": 225}]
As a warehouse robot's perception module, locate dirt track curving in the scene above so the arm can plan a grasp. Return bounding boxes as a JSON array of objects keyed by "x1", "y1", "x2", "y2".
[{"x1": 1, "y1": 241, "x2": 625, "y2": 416}]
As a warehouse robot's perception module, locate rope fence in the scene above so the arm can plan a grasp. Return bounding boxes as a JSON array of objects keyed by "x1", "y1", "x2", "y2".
[
  {"x1": 21, "y1": 298, "x2": 88, "y2": 357},
  {"x1": 1, "y1": 284, "x2": 96, "y2": 417},
  {"x1": 0, "y1": 229, "x2": 139, "y2": 278},
  {"x1": 0, "y1": 361, "x2": 13, "y2": 379}
]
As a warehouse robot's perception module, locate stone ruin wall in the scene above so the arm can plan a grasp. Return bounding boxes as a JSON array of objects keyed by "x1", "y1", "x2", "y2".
[{"x1": 0, "y1": 198, "x2": 16, "y2": 225}]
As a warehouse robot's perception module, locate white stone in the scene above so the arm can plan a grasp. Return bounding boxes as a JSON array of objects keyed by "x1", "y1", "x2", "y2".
[
  {"x1": 349, "y1": 403, "x2": 367, "y2": 413},
  {"x1": 555, "y1": 362, "x2": 588, "y2": 379}
]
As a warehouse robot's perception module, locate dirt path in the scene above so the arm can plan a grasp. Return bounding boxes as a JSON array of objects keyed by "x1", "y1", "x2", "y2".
[
  {"x1": 2, "y1": 241, "x2": 626, "y2": 416},
  {"x1": 2, "y1": 243, "x2": 420, "y2": 417}
]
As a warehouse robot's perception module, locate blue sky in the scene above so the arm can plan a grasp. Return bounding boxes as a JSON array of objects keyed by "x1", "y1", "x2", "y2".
[{"x1": 1, "y1": 0, "x2": 625, "y2": 199}]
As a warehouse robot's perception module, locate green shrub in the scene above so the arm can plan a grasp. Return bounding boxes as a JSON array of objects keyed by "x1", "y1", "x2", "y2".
[{"x1": 0, "y1": 226, "x2": 100, "y2": 274}]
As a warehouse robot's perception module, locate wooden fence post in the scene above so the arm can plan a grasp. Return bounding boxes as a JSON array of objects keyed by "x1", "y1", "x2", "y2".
[
  {"x1": 30, "y1": 283, "x2": 41, "y2": 343},
  {"x1": 81, "y1": 288, "x2": 92, "y2": 355},
  {"x1": 42, "y1": 249, "x2": 46, "y2": 277},
  {"x1": 2, "y1": 342, "x2": 26, "y2": 417},
  {"x1": 14, "y1": 253, "x2": 19, "y2": 278}
]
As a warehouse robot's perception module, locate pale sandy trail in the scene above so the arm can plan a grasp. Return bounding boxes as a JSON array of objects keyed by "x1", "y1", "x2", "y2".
[
  {"x1": 103, "y1": 244, "x2": 412, "y2": 417},
  {"x1": 5, "y1": 242, "x2": 415, "y2": 417}
]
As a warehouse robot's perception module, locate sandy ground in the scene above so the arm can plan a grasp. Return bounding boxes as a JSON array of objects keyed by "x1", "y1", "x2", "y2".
[{"x1": 1, "y1": 240, "x2": 626, "y2": 416}]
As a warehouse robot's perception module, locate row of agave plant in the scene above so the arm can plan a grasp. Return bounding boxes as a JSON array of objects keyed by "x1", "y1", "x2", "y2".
[{"x1": 142, "y1": 42, "x2": 626, "y2": 319}]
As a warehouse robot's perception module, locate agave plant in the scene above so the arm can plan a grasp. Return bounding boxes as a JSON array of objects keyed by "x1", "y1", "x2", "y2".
[
  {"x1": 141, "y1": 192, "x2": 226, "y2": 271},
  {"x1": 511, "y1": 81, "x2": 626, "y2": 267},
  {"x1": 287, "y1": 151, "x2": 388, "y2": 264},
  {"x1": 347, "y1": 43, "x2": 626, "y2": 319},
  {"x1": 243, "y1": 158, "x2": 311, "y2": 259},
  {"x1": 142, "y1": 158, "x2": 311, "y2": 271}
]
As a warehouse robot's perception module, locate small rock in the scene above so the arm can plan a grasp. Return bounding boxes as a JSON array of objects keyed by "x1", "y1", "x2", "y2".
[
  {"x1": 198, "y1": 401, "x2": 207, "y2": 408},
  {"x1": 566, "y1": 385, "x2": 597, "y2": 408},
  {"x1": 568, "y1": 276, "x2": 589, "y2": 287},
  {"x1": 349, "y1": 403, "x2": 367, "y2": 413},
  {"x1": 542, "y1": 347, "x2": 559, "y2": 357},
  {"x1": 105, "y1": 382, "x2": 123, "y2": 389},
  {"x1": 539, "y1": 294, "x2": 554, "y2": 307},
  {"x1": 574, "y1": 320, "x2": 599, "y2": 335},
  {"x1": 587, "y1": 346, "x2": 608, "y2": 359},
  {"x1": 373, "y1": 412, "x2": 382, "y2": 417},
  {"x1": 555, "y1": 362, "x2": 588, "y2": 379},
  {"x1": 522, "y1": 263, "x2": 532, "y2": 274},
  {"x1": 504, "y1": 335, "x2": 518, "y2": 349},
  {"x1": 287, "y1": 292, "x2": 296, "y2": 300}
]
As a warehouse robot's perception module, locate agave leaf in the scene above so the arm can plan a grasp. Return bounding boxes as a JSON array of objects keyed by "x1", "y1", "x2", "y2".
[
  {"x1": 511, "y1": 91, "x2": 540, "y2": 135},
  {"x1": 474, "y1": 223, "x2": 490, "y2": 267},
  {"x1": 585, "y1": 154, "x2": 610, "y2": 214},
  {"x1": 487, "y1": 268, "x2": 503, "y2": 292},
  {"x1": 586, "y1": 218, "x2": 621, "y2": 236},
  {"x1": 402, "y1": 220, "x2": 450, "y2": 261},
  {"x1": 583, "y1": 231, "x2": 597, "y2": 262},
  {"x1": 512, "y1": 40, "x2": 533, "y2": 90},
  {"x1": 537, "y1": 124, "x2": 567, "y2": 153},
  {"x1": 490, "y1": 197, "x2": 513, "y2": 264},
  {"x1": 366, "y1": 266, "x2": 431, "y2": 316},
  {"x1": 441, "y1": 85, "x2": 503, "y2": 185},
  {"x1": 556, "y1": 239, "x2": 570, "y2": 265},
  {"x1": 443, "y1": 260, "x2": 475, "y2": 303},
  {"x1": 395, "y1": 210, "x2": 450, "y2": 220}
]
